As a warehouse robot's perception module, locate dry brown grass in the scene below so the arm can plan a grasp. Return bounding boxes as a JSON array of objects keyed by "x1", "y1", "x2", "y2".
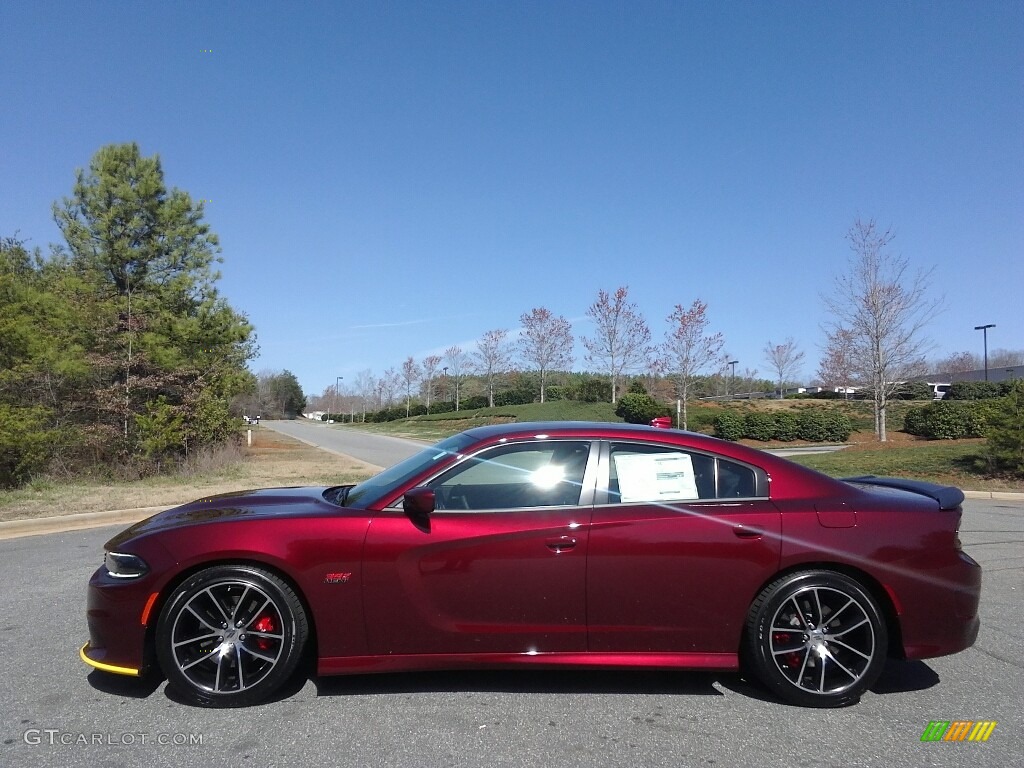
[{"x1": 0, "y1": 429, "x2": 379, "y2": 523}]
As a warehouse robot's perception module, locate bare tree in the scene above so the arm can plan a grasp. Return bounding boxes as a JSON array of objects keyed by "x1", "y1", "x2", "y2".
[
  {"x1": 378, "y1": 367, "x2": 399, "y2": 408},
  {"x1": 421, "y1": 354, "x2": 442, "y2": 407},
  {"x1": 400, "y1": 356, "x2": 422, "y2": 417},
  {"x1": 931, "y1": 351, "x2": 978, "y2": 376},
  {"x1": 518, "y1": 307, "x2": 574, "y2": 403},
  {"x1": 663, "y1": 300, "x2": 723, "y2": 429},
  {"x1": 444, "y1": 345, "x2": 470, "y2": 411},
  {"x1": 644, "y1": 356, "x2": 668, "y2": 399},
  {"x1": 990, "y1": 349, "x2": 1024, "y2": 368},
  {"x1": 817, "y1": 328, "x2": 856, "y2": 395},
  {"x1": 823, "y1": 218, "x2": 942, "y2": 440},
  {"x1": 474, "y1": 329, "x2": 513, "y2": 408},
  {"x1": 764, "y1": 338, "x2": 805, "y2": 398},
  {"x1": 582, "y1": 286, "x2": 652, "y2": 403},
  {"x1": 739, "y1": 366, "x2": 764, "y2": 395},
  {"x1": 353, "y1": 368, "x2": 375, "y2": 421}
]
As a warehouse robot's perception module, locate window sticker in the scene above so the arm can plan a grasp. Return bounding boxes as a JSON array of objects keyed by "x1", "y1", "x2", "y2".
[{"x1": 613, "y1": 452, "x2": 699, "y2": 502}]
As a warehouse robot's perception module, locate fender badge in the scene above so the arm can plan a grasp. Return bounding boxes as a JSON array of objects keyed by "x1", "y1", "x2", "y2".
[{"x1": 324, "y1": 572, "x2": 352, "y2": 584}]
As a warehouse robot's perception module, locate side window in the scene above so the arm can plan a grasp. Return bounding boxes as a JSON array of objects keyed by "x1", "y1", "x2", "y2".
[
  {"x1": 607, "y1": 443, "x2": 759, "y2": 502},
  {"x1": 428, "y1": 441, "x2": 591, "y2": 510},
  {"x1": 717, "y1": 458, "x2": 757, "y2": 498},
  {"x1": 609, "y1": 443, "x2": 714, "y2": 502}
]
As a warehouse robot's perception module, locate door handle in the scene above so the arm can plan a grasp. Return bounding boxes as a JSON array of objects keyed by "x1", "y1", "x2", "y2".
[
  {"x1": 545, "y1": 536, "x2": 577, "y2": 553},
  {"x1": 732, "y1": 525, "x2": 764, "y2": 539}
]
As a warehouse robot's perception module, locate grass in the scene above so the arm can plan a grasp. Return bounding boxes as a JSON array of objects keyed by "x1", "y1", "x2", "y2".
[
  {"x1": 788, "y1": 439, "x2": 1023, "y2": 491},
  {"x1": 338, "y1": 401, "x2": 621, "y2": 440},
  {"x1": 342, "y1": 400, "x2": 1022, "y2": 493},
  {"x1": 4, "y1": 402, "x2": 1016, "y2": 522},
  {"x1": 0, "y1": 428, "x2": 378, "y2": 523}
]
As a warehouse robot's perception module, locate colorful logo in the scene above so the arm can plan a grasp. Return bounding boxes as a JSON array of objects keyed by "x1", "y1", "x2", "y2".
[{"x1": 921, "y1": 721, "x2": 997, "y2": 742}]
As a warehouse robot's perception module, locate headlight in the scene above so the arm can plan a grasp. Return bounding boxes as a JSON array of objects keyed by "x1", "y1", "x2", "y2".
[{"x1": 104, "y1": 551, "x2": 149, "y2": 579}]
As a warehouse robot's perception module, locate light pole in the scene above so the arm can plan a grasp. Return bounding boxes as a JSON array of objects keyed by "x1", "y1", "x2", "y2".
[
  {"x1": 333, "y1": 376, "x2": 342, "y2": 421},
  {"x1": 442, "y1": 367, "x2": 448, "y2": 403},
  {"x1": 974, "y1": 325, "x2": 995, "y2": 381},
  {"x1": 727, "y1": 360, "x2": 738, "y2": 398}
]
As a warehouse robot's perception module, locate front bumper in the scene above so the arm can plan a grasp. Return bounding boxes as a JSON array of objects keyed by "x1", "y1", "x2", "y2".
[
  {"x1": 83, "y1": 565, "x2": 155, "y2": 675},
  {"x1": 79, "y1": 643, "x2": 141, "y2": 677}
]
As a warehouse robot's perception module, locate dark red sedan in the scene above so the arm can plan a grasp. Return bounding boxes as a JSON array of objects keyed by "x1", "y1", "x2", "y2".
[{"x1": 82, "y1": 421, "x2": 980, "y2": 708}]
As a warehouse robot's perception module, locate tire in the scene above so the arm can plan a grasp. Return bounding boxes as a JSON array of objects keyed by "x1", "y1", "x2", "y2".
[
  {"x1": 745, "y1": 570, "x2": 887, "y2": 708},
  {"x1": 155, "y1": 565, "x2": 309, "y2": 707}
]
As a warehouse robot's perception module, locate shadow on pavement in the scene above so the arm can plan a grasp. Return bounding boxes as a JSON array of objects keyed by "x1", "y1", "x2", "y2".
[
  {"x1": 86, "y1": 669, "x2": 163, "y2": 699},
  {"x1": 870, "y1": 659, "x2": 940, "y2": 695},
  {"x1": 313, "y1": 668, "x2": 726, "y2": 698}
]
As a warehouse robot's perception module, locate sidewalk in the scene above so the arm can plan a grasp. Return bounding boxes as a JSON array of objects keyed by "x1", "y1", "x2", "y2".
[{"x1": 0, "y1": 506, "x2": 173, "y2": 541}]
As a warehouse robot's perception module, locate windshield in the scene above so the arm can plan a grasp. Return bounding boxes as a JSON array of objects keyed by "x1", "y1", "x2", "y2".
[{"x1": 340, "y1": 432, "x2": 477, "y2": 508}]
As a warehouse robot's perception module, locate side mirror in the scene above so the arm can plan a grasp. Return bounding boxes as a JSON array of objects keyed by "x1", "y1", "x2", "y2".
[{"x1": 403, "y1": 487, "x2": 435, "y2": 518}]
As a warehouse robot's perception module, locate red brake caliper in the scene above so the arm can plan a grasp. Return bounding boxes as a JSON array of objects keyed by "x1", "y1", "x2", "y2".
[
  {"x1": 252, "y1": 615, "x2": 276, "y2": 651},
  {"x1": 773, "y1": 632, "x2": 802, "y2": 668}
]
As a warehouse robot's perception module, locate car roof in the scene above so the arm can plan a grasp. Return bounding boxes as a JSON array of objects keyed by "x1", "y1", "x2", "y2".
[{"x1": 460, "y1": 420, "x2": 692, "y2": 440}]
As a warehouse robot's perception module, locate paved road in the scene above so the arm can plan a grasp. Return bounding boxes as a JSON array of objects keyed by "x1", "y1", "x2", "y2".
[
  {"x1": 262, "y1": 419, "x2": 425, "y2": 470},
  {"x1": 765, "y1": 444, "x2": 849, "y2": 457},
  {"x1": 1, "y1": 500, "x2": 1020, "y2": 768},
  {"x1": 265, "y1": 419, "x2": 850, "y2": 465}
]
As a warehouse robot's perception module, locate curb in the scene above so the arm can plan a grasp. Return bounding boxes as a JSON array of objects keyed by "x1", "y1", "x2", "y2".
[
  {"x1": 0, "y1": 506, "x2": 172, "y2": 542},
  {"x1": 963, "y1": 490, "x2": 1024, "y2": 501}
]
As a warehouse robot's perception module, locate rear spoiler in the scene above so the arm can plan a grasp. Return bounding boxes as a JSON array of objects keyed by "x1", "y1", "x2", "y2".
[{"x1": 842, "y1": 475, "x2": 965, "y2": 511}]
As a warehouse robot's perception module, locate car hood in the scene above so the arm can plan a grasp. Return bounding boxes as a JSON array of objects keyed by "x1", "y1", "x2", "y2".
[{"x1": 105, "y1": 486, "x2": 338, "y2": 547}]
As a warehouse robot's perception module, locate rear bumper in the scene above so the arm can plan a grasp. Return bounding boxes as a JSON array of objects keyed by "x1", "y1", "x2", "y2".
[{"x1": 900, "y1": 551, "x2": 982, "y2": 660}]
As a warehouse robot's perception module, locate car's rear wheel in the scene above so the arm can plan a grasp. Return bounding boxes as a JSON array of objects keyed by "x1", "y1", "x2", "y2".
[
  {"x1": 746, "y1": 570, "x2": 887, "y2": 707},
  {"x1": 155, "y1": 565, "x2": 308, "y2": 707}
]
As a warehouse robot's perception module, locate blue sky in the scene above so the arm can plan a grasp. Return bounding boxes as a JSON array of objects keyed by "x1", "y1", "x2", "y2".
[{"x1": 3, "y1": 1, "x2": 1021, "y2": 396}]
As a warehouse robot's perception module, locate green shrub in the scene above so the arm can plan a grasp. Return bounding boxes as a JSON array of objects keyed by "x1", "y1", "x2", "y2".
[
  {"x1": 894, "y1": 381, "x2": 935, "y2": 400},
  {"x1": 985, "y1": 380, "x2": 1024, "y2": 476},
  {"x1": 773, "y1": 411, "x2": 800, "y2": 441},
  {"x1": 136, "y1": 397, "x2": 186, "y2": 458},
  {"x1": 927, "y1": 405, "x2": 975, "y2": 439},
  {"x1": 0, "y1": 404, "x2": 53, "y2": 488},
  {"x1": 543, "y1": 386, "x2": 566, "y2": 401},
  {"x1": 427, "y1": 401, "x2": 455, "y2": 414},
  {"x1": 903, "y1": 407, "x2": 928, "y2": 436},
  {"x1": 366, "y1": 406, "x2": 409, "y2": 422},
  {"x1": 820, "y1": 410, "x2": 853, "y2": 442},
  {"x1": 903, "y1": 401, "x2": 994, "y2": 439},
  {"x1": 947, "y1": 381, "x2": 1010, "y2": 400},
  {"x1": 714, "y1": 411, "x2": 745, "y2": 441},
  {"x1": 797, "y1": 410, "x2": 829, "y2": 442},
  {"x1": 685, "y1": 407, "x2": 719, "y2": 434},
  {"x1": 615, "y1": 393, "x2": 666, "y2": 424},
  {"x1": 494, "y1": 389, "x2": 535, "y2": 407},
  {"x1": 573, "y1": 378, "x2": 613, "y2": 403},
  {"x1": 743, "y1": 411, "x2": 776, "y2": 441},
  {"x1": 462, "y1": 396, "x2": 488, "y2": 410},
  {"x1": 809, "y1": 390, "x2": 844, "y2": 400}
]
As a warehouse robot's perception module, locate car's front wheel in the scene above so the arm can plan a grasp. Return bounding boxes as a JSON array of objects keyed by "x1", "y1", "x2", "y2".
[
  {"x1": 155, "y1": 565, "x2": 308, "y2": 707},
  {"x1": 746, "y1": 570, "x2": 887, "y2": 707}
]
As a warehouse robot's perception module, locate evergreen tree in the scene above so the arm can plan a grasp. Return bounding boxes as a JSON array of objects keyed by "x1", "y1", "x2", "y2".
[{"x1": 0, "y1": 143, "x2": 257, "y2": 486}]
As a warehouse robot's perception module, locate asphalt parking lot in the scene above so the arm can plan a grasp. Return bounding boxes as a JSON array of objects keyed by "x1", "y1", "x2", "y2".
[{"x1": 0, "y1": 499, "x2": 1020, "y2": 768}]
